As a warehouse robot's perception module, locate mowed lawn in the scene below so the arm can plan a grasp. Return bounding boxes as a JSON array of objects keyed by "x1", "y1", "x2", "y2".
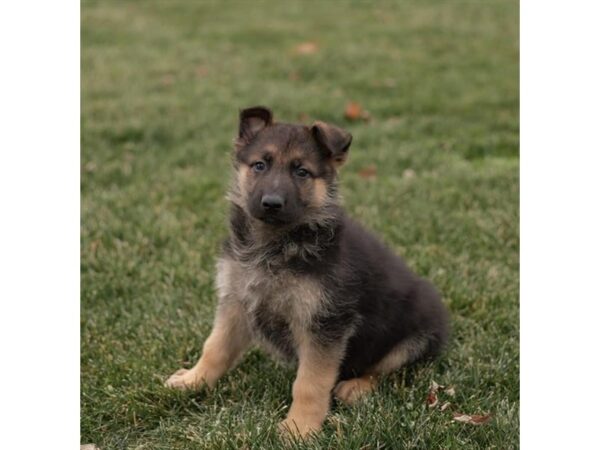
[{"x1": 81, "y1": 1, "x2": 518, "y2": 449}]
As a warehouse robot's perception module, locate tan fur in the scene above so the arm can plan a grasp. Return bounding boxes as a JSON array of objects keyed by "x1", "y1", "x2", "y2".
[
  {"x1": 279, "y1": 336, "x2": 343, "y2": 438},
  {"x1": 284, "y1": 148, "x2": 319, "y2": 173},
  {"x1": 311, "y1": 179, "x2": 329, "y2": 208},
  {"x1": 333, "y1": 374, "x2": 377, "y2": 405},
  {"x1": 165, "y1": 260, "x2": 252, "y2": 390},
  {"x1": 332, "y1": 338, "x2": 427, "y2": 404},
  {"x1": 227, "y1": 165, "x2": 251, "y2": 212},
  {"x1": 164, "y1": 302, "x2": 251, "y2": 389},
  {"x1": 236, "y1": 165, "x2": 250, "y2": 200},
  {"x1": 371, "y1": 337, "x2": 427, "y2": 374},
  {"x1": 167, "y1": 256, "x2": 340, "y2": 438},
  {"x1": 237, "y1": 258, "x2": 327, "y2": 356},
  {"x1": 239, "y1": 143, "x2": 278, "y2": 163},
  {"x1": 212, "y1": 258, "x2": 328, "y2": 360},
  {"x1": 263, "y1": 143, "x2": 280, "y2": 164}
]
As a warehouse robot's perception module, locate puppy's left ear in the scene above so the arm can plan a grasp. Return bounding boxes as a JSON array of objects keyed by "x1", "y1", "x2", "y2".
[
  {"x1": 311, "y1": 121, "x2": 353, "y2": 167},
  {"x1": 236, "y1": 106, "x2": 273, "y2": 150}
]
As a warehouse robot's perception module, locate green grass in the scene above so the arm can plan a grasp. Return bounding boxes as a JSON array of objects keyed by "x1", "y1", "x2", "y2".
[{"x1": 81, "y1": 1, "x2": 519, "y2": 448}]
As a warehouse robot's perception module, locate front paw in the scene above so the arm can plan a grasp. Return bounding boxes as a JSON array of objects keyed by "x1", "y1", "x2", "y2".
[
  {"x1": 164, "y1": 368, "x2": 204, "y2": 391},
  {"x1": 278, "y1": 416, "x2": 321, "y2": 439}
]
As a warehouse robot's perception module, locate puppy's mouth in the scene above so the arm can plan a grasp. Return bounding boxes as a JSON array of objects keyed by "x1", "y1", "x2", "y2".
[
  {"x1": 252, "y1": 210, "x2": 295, "y2": 226},
  {"x1": 257, "y1": 214, "x2": 292, "y2": 226}
]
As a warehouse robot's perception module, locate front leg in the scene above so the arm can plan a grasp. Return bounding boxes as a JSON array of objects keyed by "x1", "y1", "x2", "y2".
[
  {"x1": 279, "y1": 337, "x2": 342, "y2": 438},
  {"x1": 165, "y1": 300, "x2": 251, "y2": 390}
]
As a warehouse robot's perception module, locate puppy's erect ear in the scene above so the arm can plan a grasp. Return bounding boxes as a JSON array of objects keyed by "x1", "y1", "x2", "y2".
[
  {"x1": 236, "y1": 106, "x2": 273, "y2": 150},
  {"x1": 311, "y1": 121, "x2": 353, "y2": 167}
]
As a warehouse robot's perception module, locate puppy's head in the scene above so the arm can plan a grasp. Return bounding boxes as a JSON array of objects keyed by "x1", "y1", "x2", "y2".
[{"x1": 232, "y1": 106, "x2": 352, "y2": 226}]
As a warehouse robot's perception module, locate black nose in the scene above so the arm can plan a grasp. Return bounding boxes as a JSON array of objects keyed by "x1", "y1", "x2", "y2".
[{"x1": 261, "y1": 194, "x2": 284, "y2": 210}]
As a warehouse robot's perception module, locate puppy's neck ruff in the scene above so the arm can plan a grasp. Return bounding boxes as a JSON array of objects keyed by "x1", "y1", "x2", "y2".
[{"x1": 226, "y1": 199, "x2": 342, "y2": 272}]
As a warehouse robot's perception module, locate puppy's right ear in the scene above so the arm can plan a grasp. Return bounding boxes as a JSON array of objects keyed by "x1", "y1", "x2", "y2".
[
  {"x1": 311, "y1": 120, "x2": 352, "y2": 167},
  {"x1": 236, "y1": 106, "x2": 273, "y2": 150}
]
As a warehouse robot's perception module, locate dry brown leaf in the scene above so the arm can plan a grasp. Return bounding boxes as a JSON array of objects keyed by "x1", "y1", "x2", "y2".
[
  {"x1": 426, "y1": 380, "x2": 443, "y2": 408},
  {"x1": 344, "y1": 102, "x2": 371, "y2": 121},
  {"x1": 426, "y1": 390, "x2": 438, "y2": 408},
  {"x1": 444, "y1": 386, "x2": 456, "y2": 397},
  {"x1": 294, "y1": 41, "x2": 318, "y2": 55},
  {"x1": 345, "y1": 102, "x2": 363, "y2": 120},
  {"x1": 440, "y1": 402, "x2": 452, "y2": 412},
  {"x1": 358, "y1": 165, "x2": 377, "y2": 180},
  {"x1": 431, "y1": 380, "x2": 444, "y2": 391},
  {"x1": 452, "y1": 412, "x2": 492, "y2": 425}
]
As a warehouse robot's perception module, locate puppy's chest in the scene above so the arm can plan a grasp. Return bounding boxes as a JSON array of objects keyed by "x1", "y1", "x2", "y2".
[{"x1": 240, "y1": 266, "x2": 325, "y2": 357}]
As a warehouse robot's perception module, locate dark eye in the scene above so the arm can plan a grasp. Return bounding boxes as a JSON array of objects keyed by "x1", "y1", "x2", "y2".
[
  {"x1": 253, "y1": 161, "x2": 266, "y2": 172},
  {"x1": 295, "y1": 168, "x2": 310, "y2": 178}
]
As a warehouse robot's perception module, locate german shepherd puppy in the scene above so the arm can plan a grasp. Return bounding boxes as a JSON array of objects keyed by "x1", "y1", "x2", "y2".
[{"x1": 166, "y1": 106, "x2": 449, "y2": 438}]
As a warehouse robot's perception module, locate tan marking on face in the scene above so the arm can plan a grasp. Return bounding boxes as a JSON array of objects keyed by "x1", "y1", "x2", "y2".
[
  {"x1": 286, "y1": 147, "x2": 305, "y2": 161},
  {"x1": 235, "y1": 165, "x2": 251, "y2": 201},
  {"x1": 242, "y1": 143, "x2": 278, "y2": 166},
  {"x1": 237, "y1": 164, "x2": 250, "y2": 184},
  {"x1": 264, "y1": 143, "x2": 278, "y2": 155},
  {"x1": 284, "y1": 148, "x2": 318, "y2": 173},
  {"x1": 311, "y1": 179, "x2": 328, "y2": 208}
]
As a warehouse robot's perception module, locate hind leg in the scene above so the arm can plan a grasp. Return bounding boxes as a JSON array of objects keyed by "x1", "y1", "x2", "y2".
[
  {"x1": 371, "y1": 337, "x2": 427, "y2": 374},
  {"x1": 335, "y1": 337, "x2": 428, "y2": 404},
  {"x1": 333, "y1": 374, "x2": 377, "y2": 405}
]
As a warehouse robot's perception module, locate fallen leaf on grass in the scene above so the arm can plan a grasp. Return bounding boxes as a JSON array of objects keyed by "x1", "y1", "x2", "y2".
[
  {"x1": 358, "y1": 165, "x2": 377, "y2": 180},
  {"x1": 426, "y1": 380, "x2": 443, "y2": 408},
  {"x1": 344, "y1": 102, "x2": 362, "y2": 120},
  {"x1": 426, "y1": 381, "x2": 456, "y2": 409},
  {"x1": 452, "y1": 412, "x2": 492, "y2": 425},
  {"x1": 425, "y1": 382, "x2": 490, "y2": 425},
  {"x1": 294, "y1": 41, "x2": 318, "y2": 55},
  {"x1": 426, "y1": 390, "x2": 439, "y2": 408},
  {"x1": 344, "y1": 101, "x2": 371, "y2": 121}
]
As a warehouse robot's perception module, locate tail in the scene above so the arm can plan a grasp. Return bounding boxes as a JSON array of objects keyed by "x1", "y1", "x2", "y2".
[{"x1": 416, "y1": 278, "x2": 450, "y2": 360}]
